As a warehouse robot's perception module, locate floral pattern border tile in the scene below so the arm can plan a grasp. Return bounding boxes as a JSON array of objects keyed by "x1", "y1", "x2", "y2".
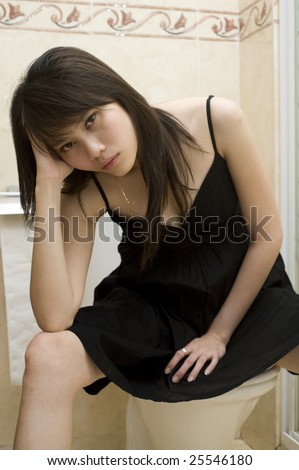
[{"x1": 0, "y1": 0, "x2": 278, "y2": 41}]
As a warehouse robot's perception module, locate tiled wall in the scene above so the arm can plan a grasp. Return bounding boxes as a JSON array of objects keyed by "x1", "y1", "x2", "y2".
[
  {"x1": 240, "y1": 0, "x2": 280, "y2": 198},
  {"x1": 0, "y1": 0, "x2": 281, "y2": 450}
]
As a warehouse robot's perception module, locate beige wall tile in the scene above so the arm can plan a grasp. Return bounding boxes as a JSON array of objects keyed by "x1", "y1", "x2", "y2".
[
  {"x1": 239, "y1": 20, "x2": 280, "y2": 206},
  {"x1": 240, "y1": 27, "x2": 276, "y2": 180},
  {"x1": 196, "y1": 41, "x2": 240, "y2": 101}
]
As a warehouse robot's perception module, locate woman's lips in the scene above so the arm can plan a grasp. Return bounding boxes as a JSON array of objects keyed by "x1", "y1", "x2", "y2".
[{"x1": 101, "y1": 153, "x2": 119, "y2": 170}]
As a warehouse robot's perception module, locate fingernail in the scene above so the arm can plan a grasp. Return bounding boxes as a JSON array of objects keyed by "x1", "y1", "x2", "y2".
[
  {"x1": 204, "y1": 370, "x2": 210, "y2": 376},
  {"x1": 188, "y1": 376, "x2": 194, "y2": 382},
  {"x1": 165, "y1": 368, "x2": 171, "y2": 374},
  {"x1": 172, "y1": 375, "x2": 178, "y2": 383}
]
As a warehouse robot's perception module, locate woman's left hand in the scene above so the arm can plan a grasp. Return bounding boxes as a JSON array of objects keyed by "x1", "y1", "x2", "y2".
[{"x1": 164, "y1": 333, "x2": 226, "y2": 383}]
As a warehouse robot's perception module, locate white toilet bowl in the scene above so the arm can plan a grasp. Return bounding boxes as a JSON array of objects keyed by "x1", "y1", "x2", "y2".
[{"x1": 126, "y1": 366, "x2": 280, "y2": 450}]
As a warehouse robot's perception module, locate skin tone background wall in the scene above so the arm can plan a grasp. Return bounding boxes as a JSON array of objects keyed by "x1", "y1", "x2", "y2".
[{"x1": 0, "y1": 0, "x2": 281, "y2": 449}]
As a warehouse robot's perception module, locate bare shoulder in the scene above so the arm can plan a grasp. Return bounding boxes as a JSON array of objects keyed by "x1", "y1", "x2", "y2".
[
  {"x1": 157, "y1": 96, "x2": 242, "y2": 120},
  {"x1": 157, "y1": 97, "x2": 212, "y2": 147},
  {"x1": 157, "y1": 97, "x2": 205, "y2": 125},
  {"x1": 208, "y1": 96, "x2": 245, "y2": 126},
  {"x1": 207, "y1": 97, "x2": 249, "y2": 155},
  {"x1": 156, "y1": 96, "x2": 244, "y2": 147}
]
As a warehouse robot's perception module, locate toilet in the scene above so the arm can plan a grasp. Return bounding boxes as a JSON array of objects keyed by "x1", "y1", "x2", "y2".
[{"x1": 126, "y1": 366, "x2": 280, "y2": 450}]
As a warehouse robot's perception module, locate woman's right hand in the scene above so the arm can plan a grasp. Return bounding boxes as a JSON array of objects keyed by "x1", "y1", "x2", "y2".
[{"x1": 32, "y1": 141, "x2": 74, "y2": 183}]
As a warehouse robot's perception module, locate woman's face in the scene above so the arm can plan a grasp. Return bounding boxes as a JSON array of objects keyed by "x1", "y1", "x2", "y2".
[{"x1": 53, "y1": 102, "x2": 138, "y2": 176}]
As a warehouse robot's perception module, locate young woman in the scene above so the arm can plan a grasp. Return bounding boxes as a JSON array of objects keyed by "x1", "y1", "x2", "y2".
[{"x1": 10, "y1": 46, "x2": 299, "y2": 449}]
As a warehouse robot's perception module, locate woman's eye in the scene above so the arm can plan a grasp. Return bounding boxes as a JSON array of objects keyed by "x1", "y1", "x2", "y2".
[
  {"x1": 86, "y1": 112, "x2": 96, "y2": 128},
  {"x1": 61, "y1": 142, "x2": 75, "y2": 152}
]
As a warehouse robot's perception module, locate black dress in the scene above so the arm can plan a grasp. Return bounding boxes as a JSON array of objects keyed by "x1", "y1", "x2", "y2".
[{"x1": 68, "y1": 96, "x2": 299, "y2": 402}]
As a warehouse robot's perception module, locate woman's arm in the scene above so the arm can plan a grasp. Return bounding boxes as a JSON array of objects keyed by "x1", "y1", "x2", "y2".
[
  {"x1": 206, "y1": 97, "x2": 282, "y2": 343},
  {"x1": 165, "y1": 97, "x2": 282, "y2": 382},
  {"x1": 30, "y1": 146, "x2": 105, "y2": 332}
]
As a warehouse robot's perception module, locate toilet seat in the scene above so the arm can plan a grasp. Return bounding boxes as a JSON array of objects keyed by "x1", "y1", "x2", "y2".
[{"x1": 126, "y1": 367, "x2": 280, "y2": 450}]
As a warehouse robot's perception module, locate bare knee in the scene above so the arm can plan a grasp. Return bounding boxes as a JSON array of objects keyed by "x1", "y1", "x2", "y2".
[
  {"x1": 24, "y1": 331, "x2": 72, "y2": 379},
  {"x1": 24, "y1": 330, "x2": 103, "y2": 389}
]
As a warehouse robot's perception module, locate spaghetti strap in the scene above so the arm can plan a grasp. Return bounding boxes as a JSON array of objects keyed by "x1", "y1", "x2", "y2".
[
  {"x1": 206, "y1": 95, "x2": 219, "y2": 155},
  {"x1": 90, "y1": 173, "x2": 112, "y2": 213}
]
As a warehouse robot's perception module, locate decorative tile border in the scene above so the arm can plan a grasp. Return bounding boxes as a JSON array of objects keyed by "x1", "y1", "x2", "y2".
[{"x1": 0, "y1": 0, "x2": 278, "y2": 41}]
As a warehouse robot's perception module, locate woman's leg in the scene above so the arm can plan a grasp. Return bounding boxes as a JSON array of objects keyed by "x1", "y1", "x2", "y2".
[
  {"x1": 276, "y1": 344, "x2": 299, "y2": 373},
  {"x1": 14, "y1": 330, "x2": 103, "y2": 450}
]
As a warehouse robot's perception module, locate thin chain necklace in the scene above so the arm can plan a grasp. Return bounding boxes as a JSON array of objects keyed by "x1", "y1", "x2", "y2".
[{"x1": 117, "y1": 180, "x2": 136, "y2": 217}]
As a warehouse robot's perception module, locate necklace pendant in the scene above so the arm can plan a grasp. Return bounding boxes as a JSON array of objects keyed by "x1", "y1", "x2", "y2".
[{"x1": 118, "y1": 181, "x2": 136, "y2": 217}]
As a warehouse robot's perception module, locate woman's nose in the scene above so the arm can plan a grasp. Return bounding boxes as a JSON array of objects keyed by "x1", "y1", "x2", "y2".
[{"x1": 86, "y1": 139, "x2": 105, "y2": 160}]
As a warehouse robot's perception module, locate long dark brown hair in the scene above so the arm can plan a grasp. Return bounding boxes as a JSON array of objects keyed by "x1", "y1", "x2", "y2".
[{"x1": 10, "y1": 46, "x2": 200, "y2": 268}]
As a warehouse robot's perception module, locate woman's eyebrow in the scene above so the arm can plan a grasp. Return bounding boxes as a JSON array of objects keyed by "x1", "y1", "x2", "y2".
[{"x1": 52, "y1": 131, "x2": 74, "y2": 148}]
